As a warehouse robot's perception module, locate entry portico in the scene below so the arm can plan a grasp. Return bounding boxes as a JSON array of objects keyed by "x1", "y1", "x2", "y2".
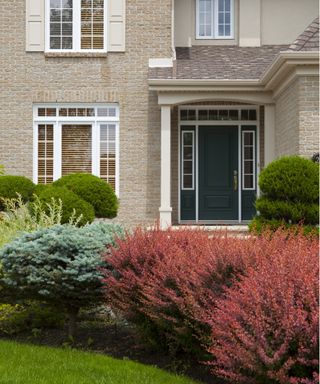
[
  {"x1": 157, "y1": 91, "x2": 276, "y2": 228},
  {"x1": 150, "y1": 41, "x2": 318, "y2": 228}
]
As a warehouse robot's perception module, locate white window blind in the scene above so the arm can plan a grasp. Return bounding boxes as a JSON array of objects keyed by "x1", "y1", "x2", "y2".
[
  {"x1": 38, "y1": 124, "x2": 54, "y2": 184},
  {"x1": 62, "y1": 125, "x2": 92, "y2": 175},
  {"x1": 100, "y1": 124, "x2": 116, "y2": 190}
]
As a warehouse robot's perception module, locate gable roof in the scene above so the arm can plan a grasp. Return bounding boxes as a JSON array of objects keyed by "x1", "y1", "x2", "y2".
[{"x1": 288, "y1": 17, "x2": 319, "y2": 52}]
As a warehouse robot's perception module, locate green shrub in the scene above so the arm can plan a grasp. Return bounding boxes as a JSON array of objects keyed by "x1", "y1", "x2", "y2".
[
  {"x1": 37, "y1": 186, "x2": 95, "y2": 226},
  {"x1": 259, "y1": 156, "x2": 319, "y2": 203},
  {"x1": 249, "y1": 217, "x2": 319, "y2": 237},
  {"x1": 252, "y1": 156, "x2": 319, "y2": 231},
  {"x1": 53, "y1": 174, "x2": 118, "y2": 218},
  {"x1": 0, "y1": 223, "x2": 123, "y2": 337},
  {"x1": 0, "y1": 302, "x2": 64, "y2": 335},
  {"x1": 256, "y1": 197, "x2": 319, "y2": 224},
  {"x1": 0, "y1": 176, "x2": 35, "y2": 210}
]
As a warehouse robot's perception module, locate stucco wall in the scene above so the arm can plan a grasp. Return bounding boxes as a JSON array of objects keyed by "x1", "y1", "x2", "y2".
[
  {"x1": 174, "y1": 0, "x2": 318, "y2": 47},
  {"x1": 0, "y1": 0, "x2": 172, "y2": 228},
  {"x1": 261, "y1": 0, "x2": 318, "y2": 45},
  {"x1": 275, "y1": 75, "x2": 319, "y2": 159}
]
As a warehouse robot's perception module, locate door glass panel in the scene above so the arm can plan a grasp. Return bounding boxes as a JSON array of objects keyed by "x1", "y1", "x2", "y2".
[{"x1": 38, "y1": 124, "x2": 54, "y2": 184}]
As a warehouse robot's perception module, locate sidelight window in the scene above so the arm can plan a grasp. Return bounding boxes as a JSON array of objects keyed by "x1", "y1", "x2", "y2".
[
  {"x1": 182, "y1": 131, "x2": 195, "y2": 190},
  {"x1": 242, "y1": 131, "x2": 256, "y2": 190}
]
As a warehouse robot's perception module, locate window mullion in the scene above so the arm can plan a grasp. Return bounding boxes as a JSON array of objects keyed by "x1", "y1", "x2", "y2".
[{"x1": 73, "y1": 1, "x2": 81, "y2": 51}]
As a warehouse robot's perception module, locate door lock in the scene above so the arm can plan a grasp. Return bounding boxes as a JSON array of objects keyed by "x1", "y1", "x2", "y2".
[{"x1": 233, "y1": 170, "x2": 238, "y2": 191}]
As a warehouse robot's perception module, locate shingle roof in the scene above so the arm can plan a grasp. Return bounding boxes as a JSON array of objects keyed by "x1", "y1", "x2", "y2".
[
  {"x1": 288, "y1": 17, "x2": 319, "y2": 51},
  {"x1": 149, "y1": 17, "x2": 319, "y2": 82},
  {"x1": 149, "y1": 45, "x2": 288, "y2": 80}
]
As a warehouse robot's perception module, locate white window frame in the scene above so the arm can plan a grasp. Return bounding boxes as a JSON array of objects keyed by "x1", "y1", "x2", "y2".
[
  {"x1": 181, "y1": 130, "x2": 195, "y2": 191},
  {"x1": 242, "y1": 130, "x2": 256, "y2": 191},
  {"x1": 33, "y1": 104, "x2": 120, "y2": 196},
  {"x1": 196, "y1": 0, "x2": 234, "y2": 40},
  {"x1": 45, "y1": 0, "x2": 108, "y2": 53}
]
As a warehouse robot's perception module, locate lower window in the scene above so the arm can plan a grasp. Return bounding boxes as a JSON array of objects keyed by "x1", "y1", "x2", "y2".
[{"x1": 33, "y1": 104, "x2": 119, "y2": 194}]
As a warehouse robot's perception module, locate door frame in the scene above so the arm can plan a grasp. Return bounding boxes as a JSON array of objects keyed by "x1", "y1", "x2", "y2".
[{"x1": 178, "y1": 105, "x2": 260, "y2": 224}]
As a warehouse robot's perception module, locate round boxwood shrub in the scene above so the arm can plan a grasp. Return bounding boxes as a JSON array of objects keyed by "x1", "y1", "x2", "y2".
[
  {"x1": 259, "y1": 156, "x2": 319, "y2": 203},
  {"x1": 37, "y1": 186, "x2": 95, "y2": 226},
  {"x1": 0, "y1": 176, "x2": 35, "y2": 210},
  {"x1": 53, "y1": 174, "x2": 118, "y2": 218}
]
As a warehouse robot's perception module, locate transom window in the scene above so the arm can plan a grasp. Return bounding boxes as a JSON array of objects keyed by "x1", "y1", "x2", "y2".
[
  {"x1": 196, "y1": 0, "x2": 234, "y2": 39},
  {"x1": 33, "y1": 104, "x2": 119, "y2": 195},
  {"x1": 180, "y1": 109, "x2": 257, "y2": 122},
  {"x1": 46, "y1": 0, "x2": 107, "y2": 52}
]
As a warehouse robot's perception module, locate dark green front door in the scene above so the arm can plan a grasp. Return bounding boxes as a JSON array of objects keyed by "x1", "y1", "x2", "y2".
[{"x1": 199, "y1": 126, "x2": 238, "y2": 221}]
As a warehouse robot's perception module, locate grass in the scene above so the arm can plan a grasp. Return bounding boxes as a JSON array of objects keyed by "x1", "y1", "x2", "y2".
[{"x1": 0, "y1": 340, "x2": 200, "y2": 384}]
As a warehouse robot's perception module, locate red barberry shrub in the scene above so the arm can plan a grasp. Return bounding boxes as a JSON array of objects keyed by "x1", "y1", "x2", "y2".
[
  {"x1": 104, "y1": 227, "x2": 264, "y2": 358},
  {"x1": 208, "y1": 231, "x2": 319, "y2": 384}
]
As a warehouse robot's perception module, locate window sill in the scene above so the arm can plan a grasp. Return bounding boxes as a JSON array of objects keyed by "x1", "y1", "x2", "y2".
[{"x1": 44, "y1": 52, "x2": 107, "y2": 58}]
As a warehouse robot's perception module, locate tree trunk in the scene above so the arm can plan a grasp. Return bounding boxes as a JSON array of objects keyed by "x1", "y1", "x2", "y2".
[{"x1": 67, "y1": 307, "x2": 79, "y2": 339}]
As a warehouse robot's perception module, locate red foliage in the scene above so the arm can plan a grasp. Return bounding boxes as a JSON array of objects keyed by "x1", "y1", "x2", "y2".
[
  {"x1": 104, "y1": 227, "x2": 271, "y2": 356},
  {"x1": 208, "y1": 232, "x2": 319, "y2": 384},
  {"x1": 103, "y1": 227, "x2": 319, "y2": 383}
]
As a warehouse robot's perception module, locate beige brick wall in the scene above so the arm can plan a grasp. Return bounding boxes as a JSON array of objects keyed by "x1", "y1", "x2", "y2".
[
  {"x1": 298, "y1": 76, "x2": 319, "y2": 158},
  {"x1": 275, "y1": 78, "x2": 300, "y2": 157},
  {"x1": 0, "y1": 0, "x2": 172, "y2": 228},
  {"x1": 275, "y1": 75, "x2": 319, "y2": 159}
]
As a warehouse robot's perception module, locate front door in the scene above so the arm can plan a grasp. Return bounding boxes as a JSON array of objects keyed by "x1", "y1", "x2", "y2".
[{"x1": 198, "y1": 126, "x2": 238, "y2": 221}]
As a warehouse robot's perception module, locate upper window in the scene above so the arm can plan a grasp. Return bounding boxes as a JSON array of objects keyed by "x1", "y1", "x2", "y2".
[
  {"x1": 46, "y1": 0, "x2": 107, "y2": 52},
  {"x1": 196, "y1": 0, "x2": 234, "y2": 39}
]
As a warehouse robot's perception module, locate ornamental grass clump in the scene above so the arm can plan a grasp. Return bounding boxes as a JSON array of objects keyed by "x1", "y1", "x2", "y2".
[
  {"x1": 207, "y1": 231, "x2": 319, "y2": 384},
  {"x1": 0, "y1": 223, "x2": 123, "y2": 337}
]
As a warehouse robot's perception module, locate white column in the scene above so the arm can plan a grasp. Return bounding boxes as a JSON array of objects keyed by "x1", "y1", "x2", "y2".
[
  {"x1": 264, "y1": 104, "x2": 276, "y2": 166},
  {"x1": 159, "y1": 105, "x2": 172, "y2": 229}
]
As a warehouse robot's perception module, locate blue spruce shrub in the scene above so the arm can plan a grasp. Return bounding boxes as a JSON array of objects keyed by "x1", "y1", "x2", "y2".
[{"x1": 0, "y1": 223, "x2": 123, "y2": 336}]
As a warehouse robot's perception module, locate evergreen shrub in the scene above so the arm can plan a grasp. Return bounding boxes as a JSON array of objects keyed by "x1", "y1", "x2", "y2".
[
  {"x1": 0, "y1": 223, "x2": 123, "y2": 336},
  {"x1": 253, "y1": 156, "x2": 319, "y2": 230},
  {"x1": 37, "y1": 186, "x2": 95, "y2": 226},
  {"x1": 0, "y1": 176, "x2": 35, "y2": 210},
  {"x1": 53, "y1": 173, "x2": 118, "y2": 218}
]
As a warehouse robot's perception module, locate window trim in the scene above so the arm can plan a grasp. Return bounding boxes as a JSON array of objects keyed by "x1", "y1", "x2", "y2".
[
  {"x1": 45, "y1": 0, "x2": 108, "y2": 53},
  {"x1": 33, "y1": 104, "x2": 120, "y2": 196},
  {"x1": 196, "y1": 0, "x2": 234, "y2": 40}
]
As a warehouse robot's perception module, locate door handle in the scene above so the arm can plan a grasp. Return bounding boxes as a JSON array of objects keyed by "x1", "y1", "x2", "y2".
[{"x1": 233, "y1": 170, "x2": 238, "y2": 191}]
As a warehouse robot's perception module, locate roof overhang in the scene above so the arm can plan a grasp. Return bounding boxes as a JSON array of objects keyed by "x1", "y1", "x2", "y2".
[{"x1": 148, "y1": 51, "x2": 319, "y2": 102}]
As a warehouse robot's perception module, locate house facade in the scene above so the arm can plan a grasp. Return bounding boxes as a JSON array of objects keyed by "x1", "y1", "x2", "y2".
[{"x1": 0, "y1": 0, "x2": 319, "y2": 228}]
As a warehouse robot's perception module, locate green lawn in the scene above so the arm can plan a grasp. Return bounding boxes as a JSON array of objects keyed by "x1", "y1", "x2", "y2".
[{"x1": 0, "y1": 340, "x2": 199, "y2": 384}]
